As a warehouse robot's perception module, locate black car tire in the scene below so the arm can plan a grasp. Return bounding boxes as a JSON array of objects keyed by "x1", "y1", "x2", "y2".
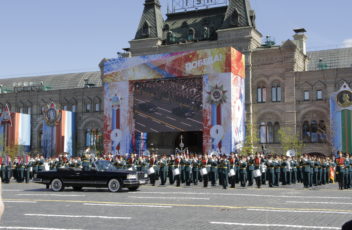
[
  {"x1": 128, "y1": 186, "x2": 139, "y2": 191},
  {"x1": 73, "y1": 187, "x2": 82, "y2": 191},
  {"x1": 51, "y1": 178, "x2": 64, "y2": 192},
  {"x1": 108, "y1": 178, "x2": 121, "y2": 192}
]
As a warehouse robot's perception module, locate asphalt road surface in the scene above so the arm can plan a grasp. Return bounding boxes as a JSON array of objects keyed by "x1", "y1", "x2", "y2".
[{"x1": 1, "y1": 182, "x2": 352, "y2": 230}]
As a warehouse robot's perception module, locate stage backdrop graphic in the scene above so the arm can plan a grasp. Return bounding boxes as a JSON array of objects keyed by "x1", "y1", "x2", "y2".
[
  {"x1": 103, "y1": 47, "x2": 245, "y2": 155},
  {"x1": 330, "y1": 82, "x2": 352, "y2": 153},
  {"x1": 42, "y1": 110, "x2": 76, "y2": 158},
  {"x1": 0, "y1": 113, "x2": 31, "y2": 153}
]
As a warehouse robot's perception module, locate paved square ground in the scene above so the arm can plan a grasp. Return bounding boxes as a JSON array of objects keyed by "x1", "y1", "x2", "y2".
[{"x1": 1, "y1": 182, "x2": 351, "y2": 230}]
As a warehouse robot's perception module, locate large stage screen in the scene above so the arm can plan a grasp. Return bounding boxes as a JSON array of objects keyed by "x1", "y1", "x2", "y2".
[{"x1": 133, "y1": 77, "x2": 203, "y2": 133}]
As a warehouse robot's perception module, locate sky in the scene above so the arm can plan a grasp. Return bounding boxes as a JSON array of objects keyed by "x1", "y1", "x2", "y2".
[{"x1": 0, "y1": 0, "x2": 351, "y2": 79}]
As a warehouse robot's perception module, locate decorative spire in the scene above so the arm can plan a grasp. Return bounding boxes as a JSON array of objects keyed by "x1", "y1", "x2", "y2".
[
  {"x1": 222, "y1": 0, "x2": 256, "y2": 29},
  {"x1": 134, "y1": 0, "x2": 164, "y2": 40}
]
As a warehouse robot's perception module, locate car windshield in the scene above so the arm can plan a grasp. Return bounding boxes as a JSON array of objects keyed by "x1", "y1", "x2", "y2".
[{"x1": 94, "y1": 160, "x2": 115, "y2": 171}]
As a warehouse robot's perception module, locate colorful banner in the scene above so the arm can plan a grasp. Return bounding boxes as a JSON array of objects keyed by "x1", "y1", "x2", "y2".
[
  {"x1": 0, "y1": 113, "x2": 31, "y2": 153},
  {"x1": 330, "y1": 82, "x2": 352, "y2": 153},
  {"x1": 103, "y1": 47, "x2": 245, "y2": 155},
  {"x1": 42, "y1": 111, "x2": 75, "y2": 158}
]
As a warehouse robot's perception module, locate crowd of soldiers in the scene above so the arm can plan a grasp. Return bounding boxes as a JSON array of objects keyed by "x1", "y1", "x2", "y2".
[{"x1": 1, "y1": 151, "x2": 352, "y2": 191}]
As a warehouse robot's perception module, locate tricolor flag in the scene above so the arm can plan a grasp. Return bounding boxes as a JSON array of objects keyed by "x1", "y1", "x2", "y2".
[
  {"x1": 0, "y1": 112, "x2": 31, "y2": 153},
  {"x1": 42, "y1": 110, "x2": 76, "y2": 158}
]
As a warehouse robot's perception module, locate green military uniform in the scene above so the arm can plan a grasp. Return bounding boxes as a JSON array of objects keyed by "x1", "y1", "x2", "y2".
[
  {"x1": 184, "y1": 158, "x2": 192, "y2": 186},
  {"x1": 16, "y1": 161, "x2": 25, "y2": 183},
  {"x1": 209, "y1": 157, "x2": 218, "y2": 186},
  {"x1": 291, "y1": 159, "x2": 297, "y2": 184},
  {"x1": 273, "y1": 160, "x2": 281, "y2": 186},
  {"x1": 239, "y1": 160, "x2": 247, "y2": 187},
  {"x1": 218, "y1": 157, "x2": 229, "y2": 189},
  {"x1": 159, "y1": 157, "x2": 168, "y2": 185},
  {"x1": 167, "y1": 158, "x2": 175, "y2": 185},
  {"x1": 266, "y1": 159, "x2": 275, "y2": 187},
  {"x1": 247, "y1": 158, "x2": 254, "y2": 186},
  {"x1": 302, "y1": 158, "x2": 311, "y2": 188},
  {"x1": 192, "y1": 158, "x2": 200, "y2": 185}
]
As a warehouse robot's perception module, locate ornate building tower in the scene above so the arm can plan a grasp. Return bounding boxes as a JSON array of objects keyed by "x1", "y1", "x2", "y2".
[{"x1": 130, "y1": 0, "x2": 262, "y2": 138}]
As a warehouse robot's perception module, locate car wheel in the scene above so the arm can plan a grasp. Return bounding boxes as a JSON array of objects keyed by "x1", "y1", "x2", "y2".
[
  {"x1": 72, "y1": 187, "x2": 82, "y2": 191},
  {"x1": 51, "y1": 178, "x2": 64, "y2": 192},
  {"x1": 128, "y1": 186, "x2": 139, "y2": 191},
  {"x1": 108, "y1": 179, "x2": 121, "y2": 192}
]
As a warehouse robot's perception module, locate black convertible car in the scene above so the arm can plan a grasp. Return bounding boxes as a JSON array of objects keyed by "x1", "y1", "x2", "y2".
[{"x1": 33, "y1": 160, "x2": 148, "y2": 192}]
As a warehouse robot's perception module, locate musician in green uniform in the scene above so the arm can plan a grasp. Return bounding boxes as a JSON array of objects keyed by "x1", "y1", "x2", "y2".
[
  {"x1": 273, "y1": 155, "x2": 281, "y2": 187},
  {"x1": 228, "y1": 153, "x2": 236, "y2": 188},
  {"x1": 16, "y1": 159, "x2": 25, "y2": 183},
  {"x1": 209, "y1": 154, "x2": 218, "y2": 186},
  {"x1": 200, "y1": 155, "x2": 209, "y2": 187},
  {"x1": 174, "y1": 154, "x2": 181, "y2": 187},
  {"x1": 218, "y1": 154, "x2": 229, "y2": 189},
  {"x1": 247, "y1": 155, "x2": 254, "y2": 186},
  {"x1": 335, "y1": 151, "x2": 346, "y2": 189},
  {"x1": 158, "y1": 154, "x2": 168, "y2": 186},
  {"x1": 239, "y1": 156, "x2": 247, "y2": 187},
  {"x1": 167, "y1": 155, "x2": 175, "y2": 185},
  {"x1": 302, "y1": 154, "x2": 311, "y2": 188},
  {"x1": 291, "y1": 156, "x2": 298, "y2": 184},
  {"x1": 191, "y1": 155, "x2": 200, "y2": 185},
  {"x1": 266, "y1": 155, "x2": 275, "y2": 187},
  {"x1": 184, "y1": 154, "x2": 192, "y2": 186}
]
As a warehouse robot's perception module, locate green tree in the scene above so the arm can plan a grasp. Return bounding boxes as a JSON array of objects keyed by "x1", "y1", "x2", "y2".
[
  {"x1": 241, "y1": 122, "x2": 259, "y2": 156},
  {"x1": 278, "y1": 127, "x2": 304, "y2": 157}
]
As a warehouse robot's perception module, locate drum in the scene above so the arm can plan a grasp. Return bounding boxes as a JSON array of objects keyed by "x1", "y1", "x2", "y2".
[
  {"x1": 228, "y1": 169, "x2": 236, "y2": 177},
  {"x1": 147, "y1": 167, "x2": 155, "y2": 175},
  {"x1": 261, "y1": 165, "x2": 267, "y2": 173},
  {"x1": 128, "y1": 167, "x2": 133, "y2": 171},
  {"x1": 253, "y1": 169, "x2": 262, "y2": 178},
  {"x1": 173, "y1": 168, "x2": 180, "y2": 176},
  {"x1": 200, "y1": 168, "x2": 208, "y2": 176}
]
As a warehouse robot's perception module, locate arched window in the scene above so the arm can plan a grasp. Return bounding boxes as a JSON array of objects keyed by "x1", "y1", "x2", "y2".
[
  {"x1": 85, "y1": 129, "x2": 91, "y2": 147},
  {"x1": 257, "y1": 84, "x2": 267, "y2": 103},
  {"x1": 267, "y1": 122, "x2": 274, "y2": 144},
  {"x1": 318, "y1": 120, "x2": 326, "y2": 143},
  {"x1": 94, "y1": 97, "x2": 101, "y2": 112},
  {"x1": 85, "y1": 128, "x2": 103, "y2": 150},
  {"x1": 142, "y1": 22, "x2": 150, "y2": 37},
  {"x1": 202, "y1": 26, "x2": 209, "y2": 40},
  {"x1": 166, "y1": 31, "x2": 175, "y2": 44},
  {"x1": 271, "y1": 82, "x2": 282, "y2": 102},
  {"x1": 187, "y1": 28, "x2": 195, "y2": 41},
  {"x1": 302, "y1": 121, "x2": 310, "y2": 143},
  {"x1": 230, "y1": 8, "x2": 239, "y2": 26},
  {"x1": 311, "y1": 120, "x2": 318, "y2": 143},
  {"x1": 259, "y1": 122, "x2": 267, "y2": 144},
  {"x1": 273, "y1": 122, "x2": 280, "y2": 143}
]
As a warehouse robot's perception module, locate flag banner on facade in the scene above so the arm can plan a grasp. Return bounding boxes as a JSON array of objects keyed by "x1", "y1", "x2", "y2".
[
  {"x1": 42, "y1": 110, "x2": 76, "y2": 158},
  {"x1": 330, "y1": 82, "x2": 352, "y2": 153},
  {"x1": 0, "y1": 112, "x2": 31, "y2": 153}
]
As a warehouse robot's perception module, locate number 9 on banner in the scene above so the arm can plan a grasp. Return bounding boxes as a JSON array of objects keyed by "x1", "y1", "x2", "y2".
[
  {"x1": 111, "y1": 129, "x2": 122, "y2": 149},
  {"x1": 210, "y1": 125, "x2": 224, "y2": 147}
]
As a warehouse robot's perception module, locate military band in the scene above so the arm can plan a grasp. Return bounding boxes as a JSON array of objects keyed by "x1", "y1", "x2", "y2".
[{"x1": 1, "y1": 151, "x2": 351, "y2": 191}]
